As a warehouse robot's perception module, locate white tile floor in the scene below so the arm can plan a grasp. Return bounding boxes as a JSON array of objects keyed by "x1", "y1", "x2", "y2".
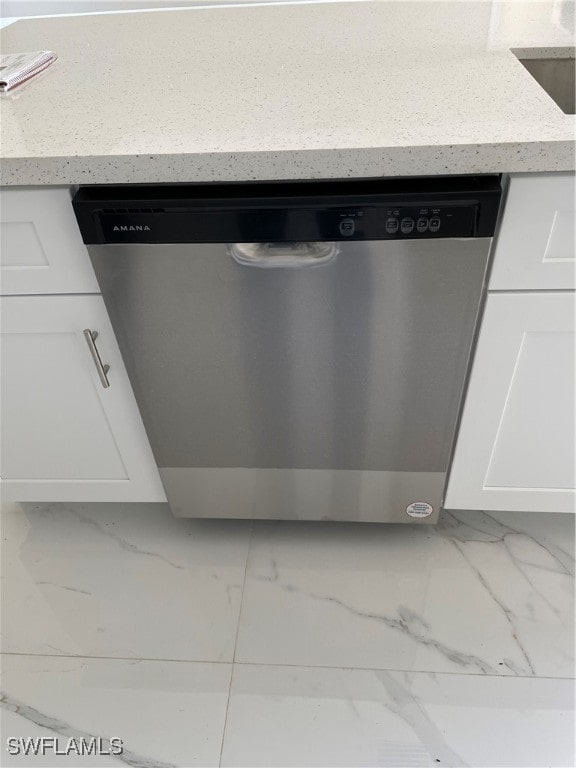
[{"x1": 1, "y1": 501, "x2": 574, "y2": 767}]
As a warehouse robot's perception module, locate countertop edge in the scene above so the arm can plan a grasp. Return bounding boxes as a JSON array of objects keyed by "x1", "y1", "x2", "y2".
[{"x1": 1, "y1": 140, "x2": 575, "y2": 187}]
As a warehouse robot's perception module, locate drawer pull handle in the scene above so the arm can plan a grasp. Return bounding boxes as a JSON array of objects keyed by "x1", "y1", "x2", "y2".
[{"x1": 83, "y1": 329, "x2": 110, "y2": 388}]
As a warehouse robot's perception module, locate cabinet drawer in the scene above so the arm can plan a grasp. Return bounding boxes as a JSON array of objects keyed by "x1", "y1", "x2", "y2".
[
  {"x1": 445, "y1": 291, "x2": 575, "y2": 513},
  {"x1": 489, "y1": 173, "x2": 575, "y2": 290},
  {"x1": 0, "y1": 187, "x2": 99, "y2": 295},
  {"x1": 1, "y1": 294, "x2": 166, "y2": 502}
]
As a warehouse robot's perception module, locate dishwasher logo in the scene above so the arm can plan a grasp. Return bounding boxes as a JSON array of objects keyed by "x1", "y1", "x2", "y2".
[
  {"x1": 406, "y1": 502, "x2": 434, "y2": 519},
  {"x1": 113, "y1": 224, "x2": 151, "y2": 232}
]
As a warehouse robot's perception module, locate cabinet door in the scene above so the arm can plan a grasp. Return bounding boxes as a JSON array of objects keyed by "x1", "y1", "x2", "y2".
[
  {"x1": 445, "y1": 292, "x2": 575, "y2": 513},
  {"x1": 1, "y1": 295, "x2": 166, "y2": 502},
  {"x1": 489, "y1": 173, "x2": 575, "y2": 291},
  {"x1": 0, "y1": 187, "x2": 99, "y2": 295}
]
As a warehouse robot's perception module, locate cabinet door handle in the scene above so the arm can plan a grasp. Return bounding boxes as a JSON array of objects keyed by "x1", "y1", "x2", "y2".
[{"x1": 83, "y1": 329, "x2": 110, "y2": 388}]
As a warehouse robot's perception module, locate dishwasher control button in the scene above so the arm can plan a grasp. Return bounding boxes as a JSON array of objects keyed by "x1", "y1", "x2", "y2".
[
  {"x1": 429, "y1": 216, "x2": 441, "y2": 233},
  {"x1": 385, "y1": 217, "x2": 399, "y2": 234},
  {"x1": 400, "y1": 217, "x2": 415, "y2": 234},
  {"x1": 416, "y1": 217, "x2": 429, "y2": 233},
  {"x1": 339, "y1": 218, "x2": 355, "y2": 236}
]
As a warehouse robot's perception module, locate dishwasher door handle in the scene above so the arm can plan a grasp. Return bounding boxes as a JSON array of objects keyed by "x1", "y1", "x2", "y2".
[
  {"x1": 228, "y1": 242, "x2": 339, "y2": 268},
  {"x1": 83, "y1": 329, "x2": 111, "y2": 388}
]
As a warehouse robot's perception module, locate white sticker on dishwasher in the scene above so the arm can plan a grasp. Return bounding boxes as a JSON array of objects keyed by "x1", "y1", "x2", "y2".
[{"x1": 406, "y1": 502, "x2": 434, "y2": 518}]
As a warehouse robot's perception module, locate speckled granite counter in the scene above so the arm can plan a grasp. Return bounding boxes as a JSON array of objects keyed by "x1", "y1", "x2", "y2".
[{"x1": 0, "y1": 1, "x2": 574, "y2": 186}]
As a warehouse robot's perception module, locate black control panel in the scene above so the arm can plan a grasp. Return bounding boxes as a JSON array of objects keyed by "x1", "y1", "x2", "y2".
[
  {"x1": 382, "y1": 206, "x2": 470, "y2": 236},
  {"x1": 73, "y1": 176, "x2": 501, "y2": 244},
  {"x1": 326, "y1": 204, "x2": 475, "y2": 240}
]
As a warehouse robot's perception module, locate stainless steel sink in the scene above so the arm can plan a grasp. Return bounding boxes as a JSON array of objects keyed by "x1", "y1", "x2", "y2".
[{"x1": 514, "y1": 50, "x2": 575, "y2": 114}]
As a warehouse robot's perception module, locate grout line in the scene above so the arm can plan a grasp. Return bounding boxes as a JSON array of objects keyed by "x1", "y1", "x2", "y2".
[
  {"x1": 1, "y1": 650, "x2": 574, "y2": 683},
  {"x1": 218, "y1": 519, "x2": 254, "y2": 766},
  {"x1": 218, "y1": 665, "x2": 236, "y2": 768},
  {"x1": 232, "y1": 518, "x2": 254, "y2": 665},
  {"x1": 231, "y1": 519, "x2": 253, "y2": 666},
  {"x1": 0, "y1": 651, "x2": 231, "y2": 665}
]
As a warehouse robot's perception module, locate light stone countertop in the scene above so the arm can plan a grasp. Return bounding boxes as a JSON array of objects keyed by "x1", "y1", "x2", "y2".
[{"x1": 0, "y1": 0, "x2": 574, "y2": 186}]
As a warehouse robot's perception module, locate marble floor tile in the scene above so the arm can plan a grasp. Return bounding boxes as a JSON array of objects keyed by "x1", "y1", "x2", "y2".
[
  {"x1": 221, "y1": 663, "x2": 575, "y2": 768},
  {"x1": 235, "y1": 510, "x2": 575, "y2": 676},
  {"x1": 0, "y1": 654, "x2": 231, "y2": 767},
  {"x1": 0, "y1": 502, "x2": 251, "y2": 661}
]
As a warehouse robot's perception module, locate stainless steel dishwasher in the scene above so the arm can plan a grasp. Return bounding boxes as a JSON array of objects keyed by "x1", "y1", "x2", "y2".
[{"x1": 73, "y1": 176, "x2": 501, "y2": 523}]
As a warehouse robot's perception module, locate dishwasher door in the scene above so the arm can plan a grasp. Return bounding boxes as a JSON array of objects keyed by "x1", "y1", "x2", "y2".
[{"x1": 88, "y1": 236, "x2": 490, "y2": 523}]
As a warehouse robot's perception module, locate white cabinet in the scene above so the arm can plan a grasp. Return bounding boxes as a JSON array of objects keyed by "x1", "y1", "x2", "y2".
[
  {"x1": 447, "y1": 172, "x2": 575, "y2": 515},
  {"x1": 489, "y1": 173, "x2": 575, "y2": 291},
  {"x1": 445, "y1": 292, "x2": 575, "y2": 513},
  {"x1": 0, "y1": 187, "x2": 99, "y2": 295},
  {"x1": 1, "y1": 295, "x2": 166, "y2": 502}
]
